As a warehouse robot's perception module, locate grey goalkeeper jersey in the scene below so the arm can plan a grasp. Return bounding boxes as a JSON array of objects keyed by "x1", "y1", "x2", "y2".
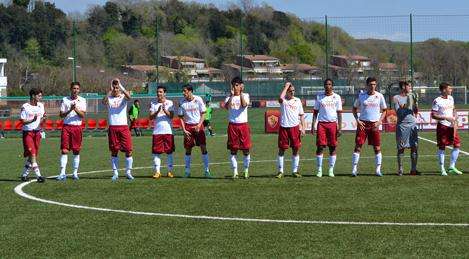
[{"x1": 393, "y1": 93, "x2": 418, "y2": 124}]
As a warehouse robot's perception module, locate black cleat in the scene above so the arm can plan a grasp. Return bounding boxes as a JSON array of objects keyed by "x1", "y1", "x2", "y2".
[{"x1": 37, "y1": 176, "x2": 45, "y2": 183}]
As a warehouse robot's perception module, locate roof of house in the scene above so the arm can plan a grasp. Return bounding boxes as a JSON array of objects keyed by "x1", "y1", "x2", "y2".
[
  {"x1": 281, "y1": 63, "x2": 319, "y2": 73},
  {"x1": 122, "y1": 65, "x2": 157, "y2": 72},
  {"x1": 162, "y1": 56, "x2": 205, "y2": 62},
  {"x1": 378, "y1": 63, "x2": 398, "y2": 70},
  {"x1": 239, "y1": 55, "x2": 279, "y2": 61},
  {"x1": 332, "y1": 55, "x2": 371, "y2": 61}
]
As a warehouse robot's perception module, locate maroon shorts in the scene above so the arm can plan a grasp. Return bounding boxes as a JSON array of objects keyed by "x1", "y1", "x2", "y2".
[
  {"x1": 355, "y1": 121, "x2": 381, "y2": 146},
  {"x1": 61, "y1": 125, "x2": 83, "y2": 153},
  {"x1": 316, "y1": 121, "x2": 338, "y2": 147},
  {"x1": 152, "y1": 134, "x2": 175, "y2": 154},
  {"x1": 278, "y1": 125, "x2": 302, "y2": 150},
  {"x1": 436, "y1": 123, "x2": 461, "y2": 147},
  {"x1": 227, "y1": 122, "x2": 252, "y2": 151},
  {"x1": 183, "y1": 123, "x2": 206, "y2": 149},
  {"x1": 22, "y1": 130, "x2": 41, "y2": 157},
  {"x1": 108, "y1": 125, "x2": 133, "y2": 153}
]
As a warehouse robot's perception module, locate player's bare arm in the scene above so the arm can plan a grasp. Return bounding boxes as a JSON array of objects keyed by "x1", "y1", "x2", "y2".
[
  {"x1": 278, "y1": 82, "x2": 291, "y2": 103},
  {"x1": 337, "y1": 110, "x2": 343, "y2": 136},
  {"x1": 375, "y1": 109, "x2": 387, "y2": 128},
  {"x1": 240, "y1": 85, "x2": 248, "y2": 107},
  {"x1": 353, "y1": 106, "x2": 364, "y2": 130},
  {"x1": 299, "y1": 114, "x2": 306, "y2": 136}
]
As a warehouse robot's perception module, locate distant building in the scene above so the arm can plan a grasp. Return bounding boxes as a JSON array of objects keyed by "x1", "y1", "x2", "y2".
[
  {"x1": 281, "y1": 63, "x2": 321, "y2": 80},
  {"x1": 224, "y1": 55, "x2": 284, "y2": 80},
  {"x1": 0, "y1": 59, "x2": 7, "y2": 97},
  {"x1": 378, "y1": 62, "x2": 400, "y2": 81},
  {"x1": 331, "y1": 55, "x2": 373, "y2": 81},
  {"x1": 161, "y1": 56, "x2": 223, "y2": 82}
]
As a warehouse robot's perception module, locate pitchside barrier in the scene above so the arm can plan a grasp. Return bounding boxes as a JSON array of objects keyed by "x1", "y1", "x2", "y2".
[{"x1": 264, "y1": 109, "x2": 469, "y2": 133}]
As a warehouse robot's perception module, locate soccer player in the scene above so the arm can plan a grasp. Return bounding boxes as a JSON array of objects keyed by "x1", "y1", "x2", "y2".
[
  {"x1": 393, "y1": 81, "x2": 419, "y2": 176},
  {"x1": 57, "y1": 82, "x2": 87, "y2": 181},
  {"x1": 204, "y1": 100, "x2": 215, "y2": 136},
  {"x1": 351, "y1": 77, "x2": 387, "y2": 177},
  {"x1": 276, "y1": 82, "x2": 305, "y2": 178},
  {"x1": 19, "y1": 88, "x2": 46, "y2": 182},
  {"x1": 149, "y1": 85, "x2": 175, "y2": 179},
  {"x1": 102, "y1": 78, "x2": 134, "y2": 181},
  {"x1": 225, "y1": 77, "x2": 251, "y2": 179},
  {"x1": 178, "y1": 84, "x2": 211, "y2": 178},
  {"x1": 431, "y1": 82, "x2": 463, "y2": 176},
  {"x1": 312, "y1": 79, "x2": 342, "y2": 177}
]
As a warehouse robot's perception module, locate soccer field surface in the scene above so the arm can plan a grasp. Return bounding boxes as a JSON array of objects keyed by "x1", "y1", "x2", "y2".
[{"x1": 1, "y1": 130, "x2": 468, "y2": 257}]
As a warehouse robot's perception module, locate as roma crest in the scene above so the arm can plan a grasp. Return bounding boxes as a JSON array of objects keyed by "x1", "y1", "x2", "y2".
[{"x1": 268, "y1": 115, "x2": 279, "y2": 128}]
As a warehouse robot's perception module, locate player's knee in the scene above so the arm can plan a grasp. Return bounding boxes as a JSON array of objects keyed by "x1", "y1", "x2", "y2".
[
  {"x1": 316, "y1": 146, "x2": 325, "y2": 155},
  {"x1": 72, "y1": 151, "x2": 80, "y2": 155},
  {"x1": 374, "y1": 146, "x2": 381, "y2": 154},
  {"x1": 61, "y1": 149, "x2": 69, "y2": 154},
  {"x1": 242, "y1": 150, "x2": 250, "y2": 156},
  {"x1": 354, "y1": 145, "x2": 362, "y2": 153},
  {"x1": 438, "y1": 146, "x2": 445, "y2": 151},
  {"x1": 398, "y1": 148, "x2": 405, "y2": 154},
  {"x1": 329, "y1": 146, "x2": 336, "y2": 155},
  {"x1": 278, "y1": 149, "x2": 285, "y2": 156},
  {"x1": 126, "y1": 151, "x2": 132, "y2": 157}
]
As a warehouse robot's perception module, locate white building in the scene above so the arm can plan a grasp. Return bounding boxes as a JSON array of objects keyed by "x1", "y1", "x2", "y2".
[{"x1": 0, "y1": 59, "x2": 6, "y2": 97}]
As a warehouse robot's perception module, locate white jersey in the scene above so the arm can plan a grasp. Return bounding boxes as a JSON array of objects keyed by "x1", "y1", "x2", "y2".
[
  {"x1": 107, "y1": 94, "x2": 128, "y2": 126},
  {"x1": 314, "y1": 93, "x2": 342, "y2": 122},
  {"x1": 60, "y1": 96, "x2": 87, "y2": 126},
  {"x1": 20, "y1": 102, "x2": 45, "y2": 131},
  {"x1": 150, "y1": 99, "x2": 174, "y2": 135},
  {"x1": 280, "y1": 97, "x2": 304, "y2": 128},
  {"x1": 353, "y1": 92, "x2": 387, "y2": 122},
  {"x1": 225, "y1": 93, "x2": 250, "y2": 123},
  {"x1": 178, "y1": 95, "x2": 206, "y2": 124},
  {"x1": 432, "y1": 95, "x2": 455, "y2": 127}
]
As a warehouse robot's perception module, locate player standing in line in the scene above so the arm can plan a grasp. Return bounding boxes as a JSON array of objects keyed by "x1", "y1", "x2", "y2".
[
  {"x1": 102, "y1": 78, "x2": 134, "y2": 181},
  {"x1": 351, "y1": 77, "x2": 387, "y2": 177},
  {"x1": 225, "y1": 77, "x2": 251, "y2": 179},
  {"x1": 178, "y1": 84, "x2": 212, "y2": 178},
  {"x1": 311, "y1": 79, "x2": 342, "y2": 177},
  {"x1": 276, "y1": 82, "x2": 305, "y2": 178},
  {"x1": 19, "y1": 88, "x2": 46, "y2": 182},
  {"x1": 393, "y1": 81, "x2": 419, "y2": 176},
  {"x1": 149, "y1": 85, "x2": 175, "y2": 179},
  {"x1": 431, "y1": 82, "x2": 463, "y2": 176},
  {"x1": 57, "y1": 82, "x2": 87, "y2": 181}
]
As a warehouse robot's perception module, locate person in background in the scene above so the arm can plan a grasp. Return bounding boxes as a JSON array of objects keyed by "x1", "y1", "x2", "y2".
[
  {"x1": 129, "y1": 99, "x2": 142, "y2": 136},
  {"x1": 204, "y1": 100, "x2": 215, "y2": 136}
]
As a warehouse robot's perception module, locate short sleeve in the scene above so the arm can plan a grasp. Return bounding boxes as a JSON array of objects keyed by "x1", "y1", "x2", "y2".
[
  {"x1": 60, "y1": 99, "x2": 68, "y2": 113},
  {"x1": 353, "y1": 97, "x2": 360, "y2": 108},
  {"x1": 380, "y1": 94, "x2": 387, "y2": 109},
  {"x1": 149, "y1": 103, "x2": 156, "y2": 113},
  {"x1": 431, "y1": 99, "x2": 439, "y2": 111},
  {"x1": 167, "y1": 101, "x2": 174, "y2": 112},
  {"x1": 20, "y1": 105, "x2": 28, "y2": 120},
  {"x1": 244, "y1": 93, "x2": 250, "y2": 105},
  {"x1": 393, "y1": 96, "x2": 400, "y2": 111},
  {"x1": 198, "y1": 97, "x2": 206, "y2": 113},
  {"x1": 81, "y1": 98, "x2": 87, "y2": 112},
  {"x1": 298, "y1": 100, "x2": 305, "y2": 115},
  {"x1": 224, "y1": 96, "x2": 230, "y2": 106},
  {"x1": 178, "y1": 104, "x2": 184, "y2": 116},
  {"x1": 336, "y1": 95, "x2": 343, "y2": 111},
  {"x1": 314, "y1": 96, "x2": 320, "y2": 110}
]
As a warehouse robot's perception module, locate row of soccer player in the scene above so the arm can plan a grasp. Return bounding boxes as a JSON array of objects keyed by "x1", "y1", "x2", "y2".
[{"x1": 18, "y1": 77, "x2": 463, "y2": 182}]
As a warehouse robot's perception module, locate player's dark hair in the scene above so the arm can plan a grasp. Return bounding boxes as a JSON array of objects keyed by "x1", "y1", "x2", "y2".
[
  {"x1": 366, "y1": 77, "x2": 377, "y2": 85},
  {"x1": 182, "y1": 84, "x2": 193, "y2": 92},
  {"x1": 398, "y1": 81, "x2": 410, "y2": 89},
  {"x1": 231, "y1": 76, "x2": 243, "y2": 86},
  {"x1": 29, "y1": 88, "x2": 43, "y2": 99},
  {"x1": 439, "y1": 82, "x2": 450, "y2": 91},
  {"x1": 70, "y1": 81, "x2": 80, "y2": 88},
  {"x1": 324, "y1": 78, "x2": 334, "y2": 86},
  {"x1": 134, "y1": 99, "x2": 140, "y2": 104},
  {"x1": 112, "y1": 79, "x2": 119, "y2": 86},
  {"x1": 157, "y1": 85, "x2": 167, "y2": 93}
]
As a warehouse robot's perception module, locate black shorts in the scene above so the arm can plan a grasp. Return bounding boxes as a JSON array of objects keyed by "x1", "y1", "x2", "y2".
[{"x1": 203, "y1": 120, "x2": 211, "y2": 127}]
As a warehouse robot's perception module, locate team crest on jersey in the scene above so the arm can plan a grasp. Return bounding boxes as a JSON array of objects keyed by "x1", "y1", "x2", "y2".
[{"x1": 268, "y1": 115, "x2": 279, "y2": 128}]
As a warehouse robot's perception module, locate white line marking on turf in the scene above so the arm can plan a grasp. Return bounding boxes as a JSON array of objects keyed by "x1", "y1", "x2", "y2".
[
  {"x1": 13, "y1": 157, "x2": 468, "y2": 227},
  {"x1": 418, "y1": 136, "x2": 469, "y2": 155}
]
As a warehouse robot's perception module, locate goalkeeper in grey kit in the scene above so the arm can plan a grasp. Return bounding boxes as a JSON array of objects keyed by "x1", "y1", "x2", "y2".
[{"x1": 393, "y1": 81, "x2": 419, "y2": 176}]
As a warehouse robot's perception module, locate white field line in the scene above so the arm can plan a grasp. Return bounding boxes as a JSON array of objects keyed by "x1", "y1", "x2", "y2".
[
  {"x1": 13, "y1": 156, "x2": 469, "y2": 228},
  {"x1": 418, "y1": 136, "x2": 469, "y2": 155}
]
